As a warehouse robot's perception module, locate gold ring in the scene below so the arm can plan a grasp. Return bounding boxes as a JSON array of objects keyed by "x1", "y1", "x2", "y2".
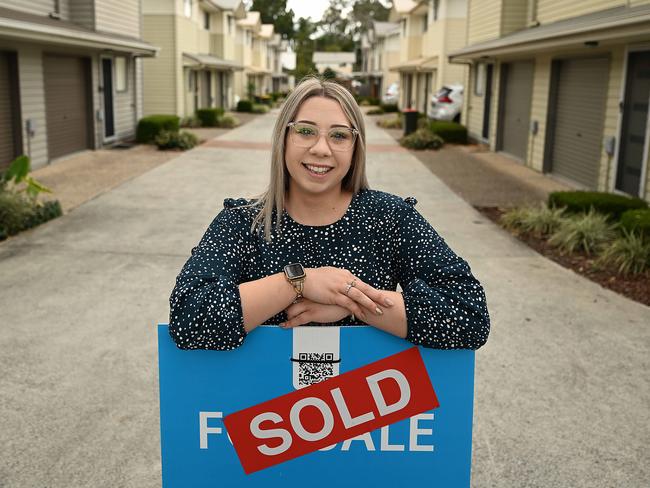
[{"x1": 344, "y1": 279, "x2": 357, "y2": 296}]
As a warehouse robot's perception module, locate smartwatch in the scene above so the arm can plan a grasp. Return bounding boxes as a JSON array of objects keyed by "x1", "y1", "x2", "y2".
[{"x1": 283, "y1": 263, "x2": 306, "y2": 301}]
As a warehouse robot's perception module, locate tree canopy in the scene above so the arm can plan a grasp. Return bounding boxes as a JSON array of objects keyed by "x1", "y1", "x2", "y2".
[{"x1": 250, "y1": 0, "x2": 295, "y2": 39}]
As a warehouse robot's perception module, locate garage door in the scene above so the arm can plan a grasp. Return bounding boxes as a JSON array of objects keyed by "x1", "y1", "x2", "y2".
[
  {"x1": 500, "y1": 61, "x2": 534, "y2": 161},
  {"x1": 0, "y1": 52, "x2": 18, "y2": 171},
  {"x1": 549, "y1": 58, "x2": 609, "y2": 188},
  {"x1": 43, "y1": 55, "x2": 91, "y2": 160}
]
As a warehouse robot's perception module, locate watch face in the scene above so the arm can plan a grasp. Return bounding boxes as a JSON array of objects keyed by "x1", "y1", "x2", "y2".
[{"x1": 284, "y1": 263, "x2": 305, "y2": 280}]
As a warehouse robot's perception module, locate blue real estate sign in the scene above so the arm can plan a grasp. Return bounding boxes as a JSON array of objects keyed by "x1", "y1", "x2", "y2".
[{"x1": 158, "y1": 324, "x2": 475, "y2": 487}]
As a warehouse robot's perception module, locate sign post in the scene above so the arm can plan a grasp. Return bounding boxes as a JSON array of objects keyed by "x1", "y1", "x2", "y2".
[{"x1": 158, "y1": 324, "x2": 475, "y2": 487}]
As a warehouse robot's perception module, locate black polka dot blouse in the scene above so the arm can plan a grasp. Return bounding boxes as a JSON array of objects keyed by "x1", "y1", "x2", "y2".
[{"x1": 169, "y1": 188, "x2": 490, "y2": 351}]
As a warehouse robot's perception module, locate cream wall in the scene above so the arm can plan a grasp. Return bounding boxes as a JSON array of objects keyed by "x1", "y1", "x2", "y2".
[
  {"x1": 467, "y1": 0, "x2": 501, "y2": 44},
  {"x1": 95, "y1": 0, "x2": 141, "y2": 38},
  {"x1": 142, "y1": 14, "x2": 177, "y2": 115},
  {"x1": 536, "y1": 0, "x2": 625, "y2": 24}
]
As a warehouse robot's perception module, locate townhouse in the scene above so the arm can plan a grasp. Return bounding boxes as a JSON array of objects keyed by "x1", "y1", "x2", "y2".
[
  {"x1": 142, "y1": 0, "x2": 247, "y2": 118},
  {"x1": 360, "y1": 21, "x2": 401, "y2": 99},
  {"x1": 450, "y1": 0, "x2": 650, "y2": 201},
  {"x1": 313, "y1": 51, "x2": 357, "y2": 76},
  {"x1": 388, "y1": 0, "x2": 468, "y2": 113},
  {"x1": 233, "y1": 11, "x2": 278, "y2": 101},
  {"x1": 269, "y1": 34, "x2": 290, "y2": 94},
  {"x1": 0, "y1": 0, "x2": 157, "y2": 170}
]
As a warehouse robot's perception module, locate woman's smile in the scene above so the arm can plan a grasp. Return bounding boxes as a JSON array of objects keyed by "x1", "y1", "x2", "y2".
[{"x1": 302, "y1": 162, "x2": 334, "y2": 177}]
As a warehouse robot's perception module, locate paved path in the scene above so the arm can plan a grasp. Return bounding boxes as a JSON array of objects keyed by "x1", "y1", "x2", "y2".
[{"x1": 1, "y1": 109, "x2": 648, "y2": 487}]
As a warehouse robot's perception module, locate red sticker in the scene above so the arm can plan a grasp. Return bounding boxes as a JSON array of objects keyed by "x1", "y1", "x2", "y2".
[{"x1": 224, "y1": 347, "x2": 439, "y2": 474}]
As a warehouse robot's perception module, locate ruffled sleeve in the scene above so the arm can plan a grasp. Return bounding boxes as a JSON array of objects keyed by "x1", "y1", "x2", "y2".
[
  {"x1": 168, "y1": 200, "x2": 252, "y2": 350},
  {"x1": 395, "y1": 197, "x2": 490, "y2": 349}
]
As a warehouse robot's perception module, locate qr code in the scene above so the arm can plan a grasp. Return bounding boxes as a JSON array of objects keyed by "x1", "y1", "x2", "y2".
[{"x1": 297, "y1": 352, "x2": 335, "y2": 387}]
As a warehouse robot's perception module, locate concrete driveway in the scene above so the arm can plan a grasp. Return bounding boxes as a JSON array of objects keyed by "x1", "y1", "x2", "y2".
[{"x1": 1, "y1": 109, "x2": 649, "y2": 487}]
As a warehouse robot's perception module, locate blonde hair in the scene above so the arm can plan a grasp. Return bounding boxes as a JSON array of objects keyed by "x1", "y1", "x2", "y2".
[{"x1": 243, "y1": 76, "x2": 369, "y2": 242}]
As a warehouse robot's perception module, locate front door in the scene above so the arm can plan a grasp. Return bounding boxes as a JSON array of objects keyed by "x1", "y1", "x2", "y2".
[
  {"x1": 616, "y1": 50, "x2": 650, "y2": 196},
  {"x1": 102, "y1": 58, "x2": 115, "y2": 139}
]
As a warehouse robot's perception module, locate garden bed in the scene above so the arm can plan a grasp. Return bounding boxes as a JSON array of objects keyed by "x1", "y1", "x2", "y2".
[{"x1": 476, "y1": 206, "x2": 650, "y2": 306}]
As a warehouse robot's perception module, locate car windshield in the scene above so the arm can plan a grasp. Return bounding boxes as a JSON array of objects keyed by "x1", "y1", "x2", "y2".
[{"x1": 435, "y1": 87, "x2": 452, "y2": 98}]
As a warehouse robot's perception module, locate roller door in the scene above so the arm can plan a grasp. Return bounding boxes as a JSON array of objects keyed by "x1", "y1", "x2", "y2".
[
  {"x1": 43, "y1": 55, "x2": 91, "y2": 160},
  {"x1": 500, "y1": 61, "x2": 534, "y2": 161},
  {"x1": 548, "y1": 58, "x2": 609, "y2": 188},
  {"x1": 0, "y1": 52, "x2": 19, "y2": 171}
]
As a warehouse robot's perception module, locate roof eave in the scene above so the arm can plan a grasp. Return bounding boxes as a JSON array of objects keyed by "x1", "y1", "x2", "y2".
[
  {"x1": 449, "y1": 12, "x2": 650, "y2": 61},
  {"x1": 0, "y1": 19, "x2": 159, "y2": 56}
]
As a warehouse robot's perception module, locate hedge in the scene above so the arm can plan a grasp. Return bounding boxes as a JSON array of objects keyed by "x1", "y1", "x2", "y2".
[
  {"x1": 428, "y1": 121, "x2": 468, "y2": 144},
  {"x1": 136, "y1": 115, "x2": 180, "y2": 143},
  {"x1": 195, "y1": 108, "x2": 224, "y2": 127},
  {"x1": 548, "y1": 191, "x2": 648, "y2": 219},
  {"x1": 380, "y1": 103, "x2": 399, "y2": 113},
  {"x1": 619, "y1": 209, "x2": 650, "y2": 237},
  {"x1": 237, "y1": 100, "x2": 253, "y2": 112}
]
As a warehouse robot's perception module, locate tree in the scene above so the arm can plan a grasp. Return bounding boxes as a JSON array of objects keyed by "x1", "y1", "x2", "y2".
[
  {"x1": 250, "y1": 0, "x2": 295, "y2": 39},
  {"x1": 351, "y1": 0, "x2": 390, "y2": 38},
  {"x1": 322, "y1": 67, "x2": 337, "y2": 79},
  {"x1": 293, "y1": 17, "x2": 317, "y2": 83}
]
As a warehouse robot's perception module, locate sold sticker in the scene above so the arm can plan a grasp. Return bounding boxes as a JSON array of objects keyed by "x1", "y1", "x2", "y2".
[{"x1": 224, "y1": 347, "x2": 439, "y2": 474}]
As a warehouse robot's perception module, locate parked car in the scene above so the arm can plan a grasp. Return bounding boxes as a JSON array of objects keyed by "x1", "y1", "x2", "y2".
[
  {"x1": 382, "y1": 82, "x2": 399, "y2": 105},
  {"x1": 428, "y1": 84, "x2": 464, "y2": 121}
]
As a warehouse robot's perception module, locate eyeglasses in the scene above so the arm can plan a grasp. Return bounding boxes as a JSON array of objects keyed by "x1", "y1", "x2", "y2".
[{"x1": 287, "y1": 122, "x2": 359, "y2": 151}]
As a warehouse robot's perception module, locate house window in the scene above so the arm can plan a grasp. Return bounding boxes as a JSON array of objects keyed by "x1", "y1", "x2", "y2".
[
  {"x1": 183, "y1": 0, "x2": 192, "y2": 19},
  {"x1": 53, "y1": 0, "x2": 60, "y2": 14},
  {"x1": 115, "y1": 56, "x2": 127, "y2": 92},
  {"x1": 423, "y1": 13, "x2": 428, "y2": 32},
  {"x1": 401, "y1": 18, "x2": 406, "y2": 36},
  {"x1": 474, "y1": 63, "x2": 486, "y2": 96},
  {"x1": 432, "y1": 0, "x2": 439, "y2": 21},
  {"x1": 203, "y1": 11, "x2": 210, "y2": 30},
  {"x1": 227, "y1": 15, "x2": 233, "y2": 35}
]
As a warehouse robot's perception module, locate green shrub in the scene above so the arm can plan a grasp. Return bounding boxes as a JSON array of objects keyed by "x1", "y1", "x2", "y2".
[
  {"x1": 597, "y1": 230, "x2": 650, "y2": 275},
  {"x1": 548, "y1": 191, "x2": 648, "y2": 220},
  {"x1": 380, "y1": 103, "x2": 399, "y2": 113},
  {"x1": 0, "y1": 191, "x2": 36, "y2": 236},
  {"x1": 180, "y1": 116, "x2": 201, "y2": 128},
  {"x1": 428, "y1": 120, "x2": 468, "y2": 144},
  {"x1": 0, "y1": 193, "x2": 61, "y2": 240},
  {"x1": 237, "y1": 100, "x2": 253, "y2": 112},
  {"x1": 377, "y1": 114, "x2": 402, "y2": 129},
  {"x1": 252, "y1": 104, "x2": 270, "y2": 114},
  {"x1": 619, "y1": 209, "x2": 650, "y2": 238},
  {"x1": 548, "y1": 210, "x2": 616, "y2": 255},
  {"x1": 195, "y1": 108, "x2": 224, "y2": 127},
  {"x1": 400, "y1": 128, "x2": 444, "y2": 150},
  {"x1": 23, "y1": 200, "x2": 62, "y2": 231},
  {"x1": 501, "y1": 204, "x2": 567, "y2": 236},
  {"x1": 367, "y1": 107, "x2": 384, "y2": 115},
  {"x1": 154, "y1": 130, "x2": 199, "y2": 150},
  {"x1": 217, "y1": 114, "x2": 239, "y2": 128},
  {"x1": 136, "y1": 115, "x2": 180, "y2": 143}
]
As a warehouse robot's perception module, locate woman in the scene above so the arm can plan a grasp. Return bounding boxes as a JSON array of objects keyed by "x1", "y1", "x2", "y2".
[{"x1": 169, "y1": 77, "x2": 490, "y2": 351}]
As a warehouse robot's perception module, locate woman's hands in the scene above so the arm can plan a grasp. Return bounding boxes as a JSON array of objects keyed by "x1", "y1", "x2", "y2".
[
  {"x1": 281, "y1": 298, "x2": 351, "y2": 328},
  {"x1": 300, "y1": 266, "x2": 394, "y2": 321}
]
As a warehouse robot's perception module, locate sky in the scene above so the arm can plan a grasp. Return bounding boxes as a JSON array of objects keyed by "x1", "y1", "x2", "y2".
[{"x1": 286, "y1": 0, "x2": 330, "y2": 21}]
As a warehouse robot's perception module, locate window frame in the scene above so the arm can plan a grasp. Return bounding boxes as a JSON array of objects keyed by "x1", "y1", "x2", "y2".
[
  {"x1": 115, "y1": 56, "x2": 128, "y2": 93},
  {"x1": 474, "y1": 62, "x2": 486, "y2": 97}
]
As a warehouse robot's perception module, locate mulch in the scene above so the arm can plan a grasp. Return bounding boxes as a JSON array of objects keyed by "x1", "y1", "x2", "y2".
[{"x1": 476, "y1": 206, "x2": 650, "y2": 307}]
